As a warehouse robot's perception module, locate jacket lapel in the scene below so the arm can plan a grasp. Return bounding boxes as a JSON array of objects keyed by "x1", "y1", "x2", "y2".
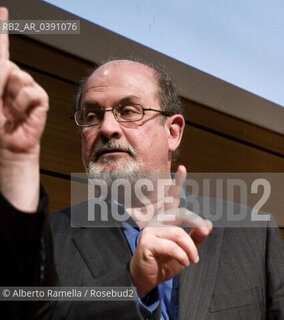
[
  {"x1": 179, "y1": 226, "x2": 224, "y2": 320},
  {"x1": 71, "y1": 226, "x2": 132, "y2": 279},
  {"x1": 71, "y1": 201, "x2": 132, "y2": 279}
]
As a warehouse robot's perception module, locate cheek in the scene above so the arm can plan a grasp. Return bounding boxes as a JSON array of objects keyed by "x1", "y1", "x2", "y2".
[
  {"x1": 81, "y1": 129, "x2": 97, "y2": 159},
  {"x1": 129, "y1": 128, "x2": 169, "y2": 161}
]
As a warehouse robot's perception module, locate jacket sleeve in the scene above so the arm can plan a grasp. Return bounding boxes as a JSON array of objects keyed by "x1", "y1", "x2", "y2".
[
  {"x1": 266, "y1": 216, "x2": 284, "y2": 319},
  {"x1": 0, "y1": 185, "x2": 57, "y2": 319}
]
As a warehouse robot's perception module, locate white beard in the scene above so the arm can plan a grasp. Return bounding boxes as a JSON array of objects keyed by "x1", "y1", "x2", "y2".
[{"x1": 86, "y1": 156, "x2": 146, "y2": 187}]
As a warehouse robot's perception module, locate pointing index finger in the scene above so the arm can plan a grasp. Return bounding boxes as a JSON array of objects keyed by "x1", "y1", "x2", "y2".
[
  {"x1": 0, "y1": 7, "x2": 9, "y2": 60},
  {"x1": 164, "y1": 165, "x2": 187, "y2": 212},
  {"x1": 172, "y1": 165, "x2": 187, "y2": 205}
]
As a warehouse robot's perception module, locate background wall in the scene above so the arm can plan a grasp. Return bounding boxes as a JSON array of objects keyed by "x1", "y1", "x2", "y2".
[{"x1": 10, "y1": 35, "x2": 284, "y2": 240}]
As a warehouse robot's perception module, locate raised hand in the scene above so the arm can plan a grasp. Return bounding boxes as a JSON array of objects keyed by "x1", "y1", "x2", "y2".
[
  {"x1": 129, "y1": 165, "x2": 213, "y2": 297},
  {"x1": 0, "y1": 7, "x2": 48, "y2": 154},
  {"x1": 0, "y1": 7, "x2": 49, "y2": 211}
]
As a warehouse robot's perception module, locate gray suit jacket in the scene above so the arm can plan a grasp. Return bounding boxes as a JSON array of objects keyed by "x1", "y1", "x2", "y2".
[
  {"x1": 1, "y1": 190, "x2": 283, "y2": 319},
  {"x1": 47, "y1": 198, "x2": 284, "y2": 320}
]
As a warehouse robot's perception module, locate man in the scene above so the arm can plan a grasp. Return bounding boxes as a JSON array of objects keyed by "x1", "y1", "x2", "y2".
[{"x1": 1, "y1": 7, "x2": 284, "y2": 320}]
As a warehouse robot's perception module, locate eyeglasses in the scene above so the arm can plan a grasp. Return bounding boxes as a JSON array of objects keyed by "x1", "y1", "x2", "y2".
[{"x1": 74, "y1": 103, "x2": 172, "y2": 127}]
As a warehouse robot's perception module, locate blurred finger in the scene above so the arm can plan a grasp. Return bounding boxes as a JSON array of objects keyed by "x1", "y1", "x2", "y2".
[
  {"x1": 179, "y1": 208, "x2": 212, "y2": 228},
  {"x1": 143, "y1": 226, "x2": 199, "y2": 263},
  {"x1": 165, "y1": 165, "x2": 187, "y2": 211},
  {"x1": 139, "y1": 229, "x2": 191, "y2": 267},
  {"x1": 3, "y1": 81, "x2": 48, "y2": 122},
  {"x1": 0, "y1": 60, "x2": 16, "y2": 96},
  {"x1": 153, "y1": 238, "x2": 190, "y2": 267},
  {"x1": 189, "y1": 219, "x2": 213, "y2": 248},
  {"x1": 150, "y1": 208, "x2": 213, "y2": 248},
  {"x1": 0, "y1": 7, "x2": 9, "y2": 60},
  {"x1": 179, "y1": 209, "x2": 213, "y2": 246},
  {"x1": 5, "y1": 68, "x2": 34, "y2": 98},
  {"x1": 4, "y1": 68, "x2": 35, "y2": 116},
  {"x1": 152, "y1": 208, "x2": 210, "y2": 228}
]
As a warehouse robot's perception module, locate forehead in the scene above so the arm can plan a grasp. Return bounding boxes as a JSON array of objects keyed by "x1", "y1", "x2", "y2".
[{"x1": 83, "y1": 60, "x2": 159, "y2": 104}]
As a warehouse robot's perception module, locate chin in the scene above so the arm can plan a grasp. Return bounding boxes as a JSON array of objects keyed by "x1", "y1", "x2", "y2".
[
  {"x1": 95, "y1": 155, "x2": 130, "y2": 172},
  {"x1": 86, "y1": 158, "x2": 145, "y2": 186}
]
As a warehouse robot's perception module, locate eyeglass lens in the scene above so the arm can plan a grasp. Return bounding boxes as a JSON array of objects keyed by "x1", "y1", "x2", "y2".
[{"x1": 77, "y1": 104, "x2": 144, "y2": 125}]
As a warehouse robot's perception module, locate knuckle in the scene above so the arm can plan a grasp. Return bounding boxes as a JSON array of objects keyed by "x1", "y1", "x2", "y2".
[
  {"x1": 22, "y1": 83, "x2": 49, "y2": 105},
  {"x1": 171, "y1": 226, "x2": 185, "y2": 239},
  {"x1": 11, "y1": 69, "x2": 33, "y2": 84},
  {"x1": 200, "y1": 226, "x2": 211, "y2": 237},
  {"x1": 35, "y1": 84, "x2": 49, "y2": 104},
  {"x1": 0, "y1": 60, "x2": 17, "y2": 76},
  {"x1": 20, "y1": 85, "x2": 32, "y2": 97},
  {"x1": 139, "y1": 231, "x2": 151, "y2": 246},
  {"x1": 10, "y1": 68, "x2": 22, "y2": 82},
  {"x1": 168, "y1": 243, "x2": 179, "y2": 255},
  {"x1": 142, "y1": 226, "x2": 156, "y2": 237},
  {"x1": 21, "y1": 70, "x2": 34, "y2": 83}
]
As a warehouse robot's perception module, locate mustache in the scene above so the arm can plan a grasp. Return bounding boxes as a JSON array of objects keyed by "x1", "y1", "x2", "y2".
[{"x1": 90, "y1": 141, "x2": 136, "y2": 161}]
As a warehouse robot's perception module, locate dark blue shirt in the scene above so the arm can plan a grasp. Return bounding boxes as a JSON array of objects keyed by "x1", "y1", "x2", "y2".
[
  {"x1": 121, "y1": 220, "x2": 179, "y2": 320},
  {"x1": 119, "y1": 189, "x2": 187, "y2": 320}
]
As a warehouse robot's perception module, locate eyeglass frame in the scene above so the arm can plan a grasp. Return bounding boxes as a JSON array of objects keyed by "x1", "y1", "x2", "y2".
[{"x1": 73, "y1": 103, "x2": 173, "y2": 127}]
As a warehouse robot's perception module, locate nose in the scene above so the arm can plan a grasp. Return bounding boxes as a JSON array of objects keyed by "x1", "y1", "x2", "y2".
[{"x1": 98, "y1": 109, "x2": 122, "y2": 140}]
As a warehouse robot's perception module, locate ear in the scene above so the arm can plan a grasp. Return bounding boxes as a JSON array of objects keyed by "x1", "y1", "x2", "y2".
[{"x1": 166, "y1": 114, "x2": 185, "y2": 152}]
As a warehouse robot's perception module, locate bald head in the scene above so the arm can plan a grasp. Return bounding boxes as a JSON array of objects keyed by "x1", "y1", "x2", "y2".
[
  {"x1": 74, "y1": 58, "x2": 183, "y2": 120},
  {"x1": 83, "y1": 60, "x2": 159, "y2": 108},
  {"x1": 89, "y1": 60, "x2": 157, "y2": 82}
]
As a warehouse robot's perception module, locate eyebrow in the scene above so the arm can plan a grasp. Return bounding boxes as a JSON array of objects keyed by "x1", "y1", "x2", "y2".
[
  {"x1": 82, "y1": 95, "x2": 141, "y2": 110},
  {"x1": 118, "y1": 95, "x2": 140, "y2": 105},
  {"x1": 81, "y1": 101, "x2": 101, "y2": 110}
]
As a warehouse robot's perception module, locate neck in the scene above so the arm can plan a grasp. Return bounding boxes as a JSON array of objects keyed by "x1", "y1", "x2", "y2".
[{"x1": 122, "y1": 172, "x2": 173, "y2": 228}]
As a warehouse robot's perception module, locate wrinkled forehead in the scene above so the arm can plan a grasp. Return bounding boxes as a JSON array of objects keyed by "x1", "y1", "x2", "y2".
[{"x1": 84, "y1": 60, "x2": 159, "y2": 95}]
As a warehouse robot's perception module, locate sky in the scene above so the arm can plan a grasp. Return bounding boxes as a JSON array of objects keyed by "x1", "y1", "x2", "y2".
[{"x1": 44, "y1": 0, "x2": 284, "y2": 107}]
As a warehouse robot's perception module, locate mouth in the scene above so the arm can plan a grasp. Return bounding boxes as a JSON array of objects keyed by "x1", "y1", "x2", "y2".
[{"x1": 95, "y1": 148, "x2": 130, "y2": 161}]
